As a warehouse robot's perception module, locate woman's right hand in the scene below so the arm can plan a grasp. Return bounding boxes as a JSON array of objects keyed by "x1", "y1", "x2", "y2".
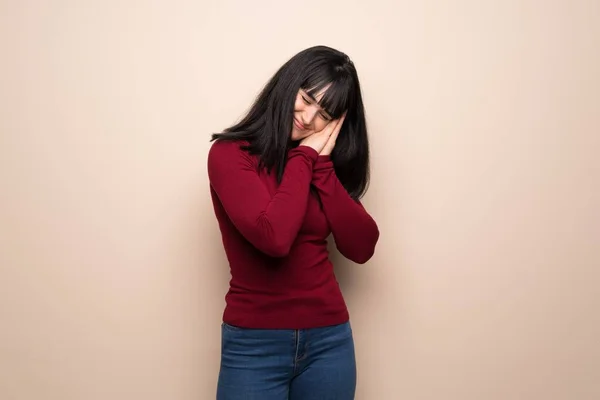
[{"x1": 299, "y1": 118, "x2": 342, "y2": 154}]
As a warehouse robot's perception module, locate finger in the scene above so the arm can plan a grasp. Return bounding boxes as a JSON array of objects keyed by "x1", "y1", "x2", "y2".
[
  {"x1": 330, "y1": 114, "x2": 346, "y2": 139},
  {"x1": 318, "y1": 120, "x2": 337, "y2": 137},
  {"x1": 329, "y1": 117, "x2": 343, "y2": 135},
  {"x1": 328, "y1": 118, "x2": 340, "y2": 131},
  {"x1": 337, "y1": 113, "x2": 347, "y2": 130}
]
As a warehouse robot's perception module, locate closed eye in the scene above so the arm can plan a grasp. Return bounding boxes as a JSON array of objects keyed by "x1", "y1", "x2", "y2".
[{"x1": 300, "y1": 91, "x2": 332, "y2": 120}]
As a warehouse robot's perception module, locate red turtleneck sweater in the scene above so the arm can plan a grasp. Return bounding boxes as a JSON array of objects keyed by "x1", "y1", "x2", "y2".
[{"x1": 207, "y1": 140, "x2": 379, "y2": 329}]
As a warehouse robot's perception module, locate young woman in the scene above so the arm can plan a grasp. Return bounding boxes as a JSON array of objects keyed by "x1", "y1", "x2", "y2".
[{"x1": 207, "y1": 45, "x2": 379, "y2": 400}]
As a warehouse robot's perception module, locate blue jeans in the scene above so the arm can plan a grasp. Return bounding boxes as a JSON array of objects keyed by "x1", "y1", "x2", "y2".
[{"x1": 216, "y1": 321, "x2": 356, "y2": 399}]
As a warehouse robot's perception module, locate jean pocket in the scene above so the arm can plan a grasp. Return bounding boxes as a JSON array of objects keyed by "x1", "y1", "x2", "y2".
[
  {"x1": 221, "y1": 322, "x2": 245, "y2": 332},
  {"x1": 325, "y1": 321, "x2": 353, "y2": 340}
]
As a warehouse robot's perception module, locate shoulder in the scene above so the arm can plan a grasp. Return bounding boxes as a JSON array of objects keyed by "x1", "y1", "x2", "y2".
[
  {"x1": 207, "y1": 139, "x2": 257, "y2": 171},
  {"x1": 209, "y1": 138, "x2": 244, "y2": 154},
  {"x1": 209, "y1": 139, "x2": 251, "y2": 159}
]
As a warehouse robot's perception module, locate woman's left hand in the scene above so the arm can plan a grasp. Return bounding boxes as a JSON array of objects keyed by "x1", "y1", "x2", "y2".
[{"x1": 320, "y1": 113, "x2": 346, "y2": 156}]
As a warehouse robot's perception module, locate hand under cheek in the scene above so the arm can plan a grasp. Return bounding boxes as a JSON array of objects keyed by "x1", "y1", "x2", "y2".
[{"x1": 291, "y1": 130, "x2": 314, "y2": 142}]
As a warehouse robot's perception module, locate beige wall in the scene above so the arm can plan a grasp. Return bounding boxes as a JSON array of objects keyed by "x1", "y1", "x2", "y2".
[{"x1": 1, "y1": 1, "x2": 599, "y2": 399}]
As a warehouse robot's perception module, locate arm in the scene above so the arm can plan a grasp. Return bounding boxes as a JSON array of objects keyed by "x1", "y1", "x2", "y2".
[
  {"x1": 207, "y1": 141, "x2": 318, "y2": 257},
  {"x1": 312, "y1": 156, "x2": 380, "y2": 264}
]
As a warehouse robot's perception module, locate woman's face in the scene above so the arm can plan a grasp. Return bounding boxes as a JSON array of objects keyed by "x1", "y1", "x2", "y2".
[{"x1": 290, "y1": 87, "x2": 333, "y2": 141}]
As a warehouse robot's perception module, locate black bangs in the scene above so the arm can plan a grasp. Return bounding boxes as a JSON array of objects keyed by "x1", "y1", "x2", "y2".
[{"x1": 302, "y1": 71, "x2": 354, "y2": 119}]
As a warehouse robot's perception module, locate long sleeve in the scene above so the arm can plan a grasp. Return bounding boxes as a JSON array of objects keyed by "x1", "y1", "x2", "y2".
[
  {"x1": 207, "y1": 141, "x2": 318, "y2": 258},
  {"x1": 312, "y1": 156, "x2": 380, "y2": 264}
]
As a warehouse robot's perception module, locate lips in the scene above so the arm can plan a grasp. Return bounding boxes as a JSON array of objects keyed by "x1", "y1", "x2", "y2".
[{"x1": 293, "y1": 118, "x2": 305, "y2": 131}]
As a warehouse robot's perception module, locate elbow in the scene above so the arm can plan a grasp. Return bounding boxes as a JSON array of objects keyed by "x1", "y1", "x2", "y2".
[
  {"x1": 344, "y1": 228, "x2": 380, "y2": 264},
  {"x1": 248, "y1": 215, "x2": 294, "y2": 258},
  {"x1": 340, "y1": 242, "x2": 378, "y2": 264},
  {"x1": 262, "y1": 245, "x2": 292, "y2": 258},
  {"x1": 258, "y1": 238, "x2": 293, "y2": 258},
  {"x1": 348, "y1": 247, "x2": 376, "y2": 264}
]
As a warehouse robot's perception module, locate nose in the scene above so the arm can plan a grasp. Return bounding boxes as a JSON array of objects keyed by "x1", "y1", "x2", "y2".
[{"x1": 301, "y1": 106, "x2": 319, "y2": 126}]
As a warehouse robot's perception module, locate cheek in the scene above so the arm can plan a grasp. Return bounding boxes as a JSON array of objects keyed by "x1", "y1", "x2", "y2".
[
  {"x1": 314, "y1": 120, "x2": 328, "y2": 132},
  {"x1": 293, "y1": 98, "x2": 305, "y2": 111}
]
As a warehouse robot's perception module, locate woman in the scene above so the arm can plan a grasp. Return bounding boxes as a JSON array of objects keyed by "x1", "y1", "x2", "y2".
[{"x1": 207, "y1": 45, "x2": 379, "y2": 400}]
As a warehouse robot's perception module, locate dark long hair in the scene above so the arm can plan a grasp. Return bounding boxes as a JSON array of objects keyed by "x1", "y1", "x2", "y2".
[{"x1": 211, "y1": 45, "x2": 370, "y2": 200}]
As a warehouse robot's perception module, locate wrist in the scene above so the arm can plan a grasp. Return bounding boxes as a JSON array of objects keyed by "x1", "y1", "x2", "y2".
[
  {"x1": 293, "y1": 145, "x2": 320, "y2": 163},
  {"x1": 314, "y1": 155, "x2": 334, "y2": 172}
]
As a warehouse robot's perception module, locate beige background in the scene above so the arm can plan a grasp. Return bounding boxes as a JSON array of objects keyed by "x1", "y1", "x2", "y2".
[{"x1": 1, "y1": 1, "x2": 599, "y2": 399}]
